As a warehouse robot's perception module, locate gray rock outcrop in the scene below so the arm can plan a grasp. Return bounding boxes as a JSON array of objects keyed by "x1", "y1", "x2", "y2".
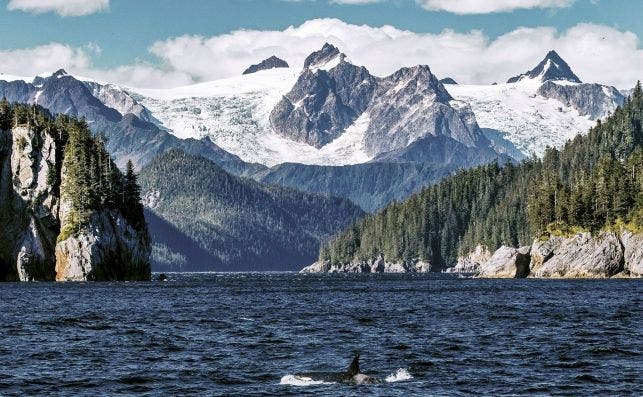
[
  {"x1": 301, "y1": 256, "x2": 432, "y2": 273},
  {"x1": 465, "y1": 230, "x2": 642, "y2": 278},
  {"x1": 616, "y1": 231, "x2": 643, "y2": 276},
  {"x1": 439, "y1": 77, "x2": 458, "y2": 85},
  {"x1": 269, "y1": 43, "x2": 490, "y2": 156},
  {"x1": 243, "y1": 56, "x2": 289, "y2": 75},
  {"x1": 537, "y1": 81, "x2": 625, "y2": 120},
  {"x1": 447, "y1": 244, "x2": 492, "y2": 273},
  {"x1": 478, "y1": 245, "x2": 531, "y2": 278},
  {"x1": 55, "y1": 210, "x2": 150, "y2": 281},
  {"x1": 0, "y1": 126, "x2": 59, "y2": 281},
  {"x1": 532, "y1": 232, "x2": 623, "y2": 278},
  {"x1": 269, "y1": 44, "x2": 376, "y2": 148}
]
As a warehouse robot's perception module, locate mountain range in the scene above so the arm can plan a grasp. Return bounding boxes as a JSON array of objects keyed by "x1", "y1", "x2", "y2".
[{"x1": 0, "y1": 46, "x2": 629, "y2": 270}]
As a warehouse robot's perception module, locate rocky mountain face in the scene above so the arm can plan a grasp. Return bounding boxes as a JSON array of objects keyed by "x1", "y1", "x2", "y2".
[
  {"x1": 0, "y1": 109, "x2": 150, "y2": 281},
  {"x1": 365, "y1": 66, "x2": 487, "y2": 154},
  {"x1": 537, "y1": 81, "x2": 625, "y2": 120},
  {"x1": 507, "y1": 50, "x2": 581, "y2": 83},
  {"x1": 270, "y1": 43, "x2": 490, "y2": 156},
  {"x1": 0, "y1": 71, "x2": 258, "y2": 175},
  {"x1": 243, "y1": 56, "x2": 289, "y2": 75},
  {"x1": 270, "y1": 44, "x2": 377, "y2": 148},
  {"x1": 453, "y1": 231, "x2": 643, "y2": 278}
]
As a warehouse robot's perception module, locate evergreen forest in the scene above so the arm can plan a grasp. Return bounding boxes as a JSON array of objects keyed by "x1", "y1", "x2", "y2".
[{"x1": 319, "y1": 83, "x2": 643, "y2": 269}]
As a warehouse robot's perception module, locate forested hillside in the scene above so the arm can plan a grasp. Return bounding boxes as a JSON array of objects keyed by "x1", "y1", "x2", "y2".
[
  {"x1": 139, "y1": 150, "x2": 365, "y2": 271},
  {"x1": 319, "y1": 83, "x2": 643, "y2": 269}
]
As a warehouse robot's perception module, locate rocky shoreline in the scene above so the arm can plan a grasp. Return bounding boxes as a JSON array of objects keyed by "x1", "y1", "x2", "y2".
[
  {"x1": 456, "y1": 231, "x2": 642, "y2": 278},
  {"x1": 302, "y1": 231, "x2": 643, "y2": 278},
  {"x1": 301, "y1": 256, "x2": 433, "y2": 273}
]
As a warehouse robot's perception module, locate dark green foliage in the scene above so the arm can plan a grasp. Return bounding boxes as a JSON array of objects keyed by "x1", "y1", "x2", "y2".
[
  {"x1": 138, "y1": 150, "x2": 365, "y2": 271},
  {"x1": 321, "y1": 83, "x2": 643, "y2": 269},
  {"x1": 60, "y1": 119, "x2": 145, "y2": 237}
]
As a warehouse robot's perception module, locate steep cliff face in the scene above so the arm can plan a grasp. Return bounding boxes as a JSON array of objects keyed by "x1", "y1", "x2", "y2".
[
  {"x1": 55, "y1": 210, "x2": 150, "y2": 281},
  {"x1": 0, "y1": 126, "x2": 60, "y2": 281},
  {"x1": 0, "y1": 104, "x2": 151, "y2": 282}
]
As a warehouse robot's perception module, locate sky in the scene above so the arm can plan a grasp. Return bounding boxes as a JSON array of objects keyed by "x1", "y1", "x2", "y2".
[{"x1": 0, "y1": 0, "x2": 641, "y2": 88}]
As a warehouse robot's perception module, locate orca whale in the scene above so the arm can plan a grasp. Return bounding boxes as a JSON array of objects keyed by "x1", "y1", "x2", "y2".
[{"x1": 294, "y1": 353, "x2": 376, "y2": 385}]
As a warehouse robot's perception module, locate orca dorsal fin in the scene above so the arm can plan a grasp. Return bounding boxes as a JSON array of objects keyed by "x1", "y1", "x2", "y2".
[{"x1": 347, "y1": 353, "x2": 360, "y2": 376}]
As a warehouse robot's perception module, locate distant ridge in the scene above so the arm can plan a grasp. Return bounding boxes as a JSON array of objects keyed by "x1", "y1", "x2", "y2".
[{"x1": 243, "y1": 56, "x2": 289, "y2": 75}]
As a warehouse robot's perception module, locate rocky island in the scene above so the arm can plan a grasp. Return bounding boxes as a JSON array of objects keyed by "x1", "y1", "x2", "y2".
[{"x1": 0, "y1": 101, "x2": 151, "y2": 281}]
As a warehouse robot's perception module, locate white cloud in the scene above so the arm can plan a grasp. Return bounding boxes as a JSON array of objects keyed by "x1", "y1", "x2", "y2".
[
  {"x1": 7, "y1": 0, "x2": 109, "y2": 17},
  {"x1": 145, "y1": 18, "x2": 643, "y2": 89},
  {"x1": 418, "y1": 0, "x2": 575, "y2": 14},
  {"x1": 0, "y1": 43, "x2": 93, "y2": 76},
  {"x1": 329, "y1": 0, "x2": 382, "y2": 4},
  {"x1": 0, "y1": 19, "x2": 641, "y2": 89}
]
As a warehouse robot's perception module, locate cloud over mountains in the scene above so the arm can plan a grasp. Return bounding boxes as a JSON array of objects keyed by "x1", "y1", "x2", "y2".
[{"x1": 0, "y1": 18, "x2": 640, "y2": 89}]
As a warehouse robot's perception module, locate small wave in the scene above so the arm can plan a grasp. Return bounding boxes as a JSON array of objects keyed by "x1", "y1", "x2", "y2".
[
  {"x1": 279, "y1": 375, "x2": 334, "y2": 386},
  {"x1": 385, "y1": 368, "x2": 413, "y2": 383}
]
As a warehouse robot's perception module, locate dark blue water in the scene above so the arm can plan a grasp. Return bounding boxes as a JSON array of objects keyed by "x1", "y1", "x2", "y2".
[{"x1": 0, "y1": 273, "x2": 641, "y2": 396}]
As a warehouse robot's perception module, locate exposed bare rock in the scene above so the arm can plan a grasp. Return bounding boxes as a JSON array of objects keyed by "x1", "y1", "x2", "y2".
[
  {"x1": 537, "y1": 81, "x2": 624, "y2": 120},
  {"x1": 0, "y1": 127, "x2": 59, "y2": 281},
  {"x1": 621, "y1": 231, "x2": 643, "y2": 276},
  {"x1": 447, "y1": 244, "x2": 491, "y2": 273},
  {"x1": 478, "y1": 245, "x2": 531, "y2": 278},
  {"x1": 55, "y1": 210, "x2": 151, "y2": 281},
  {"x1": 301, "y1": 256, "x2": 432, "y2": 273},
  {"x1": 243, "y1": 56, "x2": 289, "y2": 75},
  {"x1": 532, "y1": 232, "x2": 623, "y2": 278}
]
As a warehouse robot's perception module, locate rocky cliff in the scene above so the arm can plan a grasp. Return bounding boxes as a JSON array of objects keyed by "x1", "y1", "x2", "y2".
[
  {"x1": 454, "y1": 231, "x2": 643, "y2": 278},
  {"x1": 0, "y1": 104, "x2": 150, "y2": 281}
]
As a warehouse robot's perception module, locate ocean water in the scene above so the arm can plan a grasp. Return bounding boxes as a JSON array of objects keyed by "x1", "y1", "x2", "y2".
[{"x1": 0, "y1": 273, "x2": 641, "y2": 396}]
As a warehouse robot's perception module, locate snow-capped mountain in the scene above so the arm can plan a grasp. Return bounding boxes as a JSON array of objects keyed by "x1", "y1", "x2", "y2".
[
  {"x1": 507, "y1": 50, "x2": 581, "y2": 84},
  {"x1": 135, "y1": 44, "x2": 495, "y2": 166},
  {"x1": 448, "y1": 51, "x2": 624, "y2": 159},
  {"x1": 0, "y1": 70, "x2": 254, "y2": 174}
]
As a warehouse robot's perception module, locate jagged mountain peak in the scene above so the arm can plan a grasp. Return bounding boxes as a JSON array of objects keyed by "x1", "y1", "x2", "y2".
[
  {"x1": 507, "y1": 50, "x2": 582, "y2": 84},
  {"x1": 303, "y1": 43, "x2": 345, "y2": 71},
  {"x1": 52, "y1": 69, "x2": 69, "y2": 78},
  {"x1": 243, "y1": 56, "x2": 289, "y2": 75},
  {"x1": 385, "y1": 64, "x2": 453, "y2": 103}
]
